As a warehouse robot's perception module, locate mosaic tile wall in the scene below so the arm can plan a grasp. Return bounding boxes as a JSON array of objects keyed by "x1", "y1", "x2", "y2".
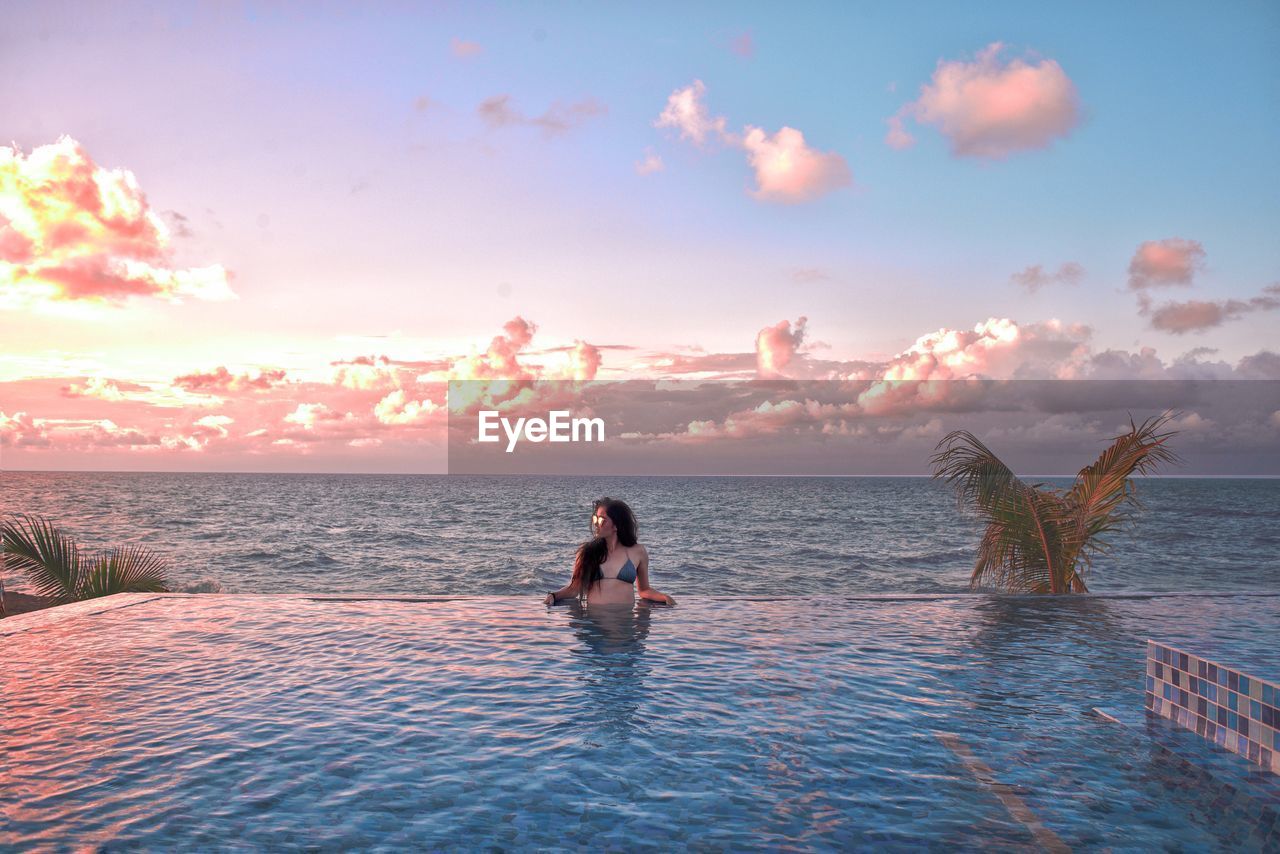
[{"x1": 1145, "y1": 640, "x2": 1279, "y2": 775}]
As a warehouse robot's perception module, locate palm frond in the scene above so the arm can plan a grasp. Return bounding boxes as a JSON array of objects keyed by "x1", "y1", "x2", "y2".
[
  {"x1": 77, "y1": 545, "x2": 171, "y2": 600},
  {"x1": 932, "y1": 413, "x2": 1180, "y2": 595},
  {"x1": 930, "y1": 430, "x2": 1022, "y2": 514},
  {"x1": 1061, "y1": 412, "x2": 1181, "y2": 581},
  {"x1": 0, "y1": 514, "x2": 84, "y2": 602},
  {"x1": 1, "y1": 514, "x2": 172, "y2": 603},
  {"x1": 932, "y1": 431, "x2": 1074, "y2": 593},
  {"x1": 971, "y1": 479, "x2": 1075, "y2": 593}
]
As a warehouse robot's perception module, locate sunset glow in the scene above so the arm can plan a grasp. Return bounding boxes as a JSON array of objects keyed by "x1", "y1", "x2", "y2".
[{"x1": 2, "y1": 3, "x2": 1277, "y2": 472}]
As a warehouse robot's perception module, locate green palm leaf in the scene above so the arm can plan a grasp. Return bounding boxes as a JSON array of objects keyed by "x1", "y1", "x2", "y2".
[
  {"x1": 77, "y1": 545, "x2": 171, "y2": 600},
  {"x1": 1, "y1": 514, "x2": 171, "y2": 603},
  {"x1": 1060, "y1": 413, "x2": 1182, "y2": 578},
  {"x1": 931, "y1": 413, "x2": 1179, "y2": 594},
  {"x1": 1, "y1": 514, "x2": 84, "y2": 602}
]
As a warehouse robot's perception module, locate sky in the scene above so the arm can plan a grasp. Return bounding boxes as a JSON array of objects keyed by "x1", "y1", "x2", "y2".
[{"x1": 1, "y1": 0, "x2": 1278, "y2": 472}]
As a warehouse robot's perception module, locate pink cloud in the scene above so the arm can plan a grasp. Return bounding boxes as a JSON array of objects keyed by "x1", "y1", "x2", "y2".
[
  {"x1": 450, "y1": 37, "x2": 482, "y2": 59},
  {"x1": 655, "y1": 80, "x2": 729, "y2": 146},
  {"x1": 478, "y1": 95, "x2": 606, "y2": 135},
  {"x1": 892, "y1": 43, "x2": 1081, "y2": 159},
  {"x1": 866, "y1": 317, "x2": 1096, "y2": 386},
  {"x1": 173, "y1": 366, "x2": 288, "y2": 393},
  {"x1": 756, "y1": 316, "x2": 808, "y2": 378},
  {"x1": 0, "y1": 213, "x2": 35, "y2": 262},
  {"x1": 62, "y1": 376, "x2": 129, "y2": 401},
  {"x1": 451, "y1": 316, "x2": 539, "y2": 380},
  {"x1": 11, "y1": 310, "x2": 1279, "y2": 470},
  {"x1": 329, "y1": 356, "x2": 400, "y2": 391},
  {"x1": 730, "y1": 31, "x2": 755, "y2": 59},
  {"x1": 635, "y1": 351, "x2": 757, "y2": 378},
  {"x1": 373, "y1": 389, "x2": 442, "y2": 426},
  {"x1": 1148, "y1": 285, "x2": 1280, "y2": 334},
  {"x1": 87, "y1": 420, "x2": 160, "y2": 448},
  {"x1": 284, "y1": 402, "x2": 352, "y2": 430},
  {"x1": 634, "y1": 148, "x2": 664, "y2": 175},
  {"x1": 741, "y1": 126, "x2": 852, "y2": 203},
  {"x1": 1011, "y1": 261, "x2": 1084, "y2": 292},
  {"x1": 884, "y1": 115, "x2": 915, "y2": 150},
  {"x1": 1128, "y1": 237, "x2": 1206, "y2": 290},
  {"x1": 0, "y1": 409, "x2": 163, "y2": 451},
  {"x1": 655, "y1": 81, "x2": 851, "y2": 203},
  {"x1": 1150, "y1": 300, "x2": 1231, "y2": 334},
  {"x1": 0, "y1": 410, "x2": 51, "y2": 446},
  {"x1": 0, "y1": 137, "x2": 235, "y2": 307},
  {"x1": 568, "y1": 340, "x2": 602, "y2": 381}
]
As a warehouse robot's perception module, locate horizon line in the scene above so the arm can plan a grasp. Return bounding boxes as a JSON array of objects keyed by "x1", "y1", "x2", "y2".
[{"x1": 2, "y1": 469, "x2": 1277, "y2": 480}]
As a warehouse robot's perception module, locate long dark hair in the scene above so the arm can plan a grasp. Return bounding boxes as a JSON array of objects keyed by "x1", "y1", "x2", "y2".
[
  {"x1": 570, "y1": 498, "x2": 639, "y2": 599},
  {"x1": 571, "y1": 537, "x2": 608, "y2": 599},
  {"x1": 593, "y1": 497, "x2": 637, "y2": 547}
]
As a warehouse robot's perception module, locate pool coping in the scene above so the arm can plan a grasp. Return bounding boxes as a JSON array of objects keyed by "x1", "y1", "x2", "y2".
[{"x1": 4, "y1": 589, "x2": 1280, "y2": 637}]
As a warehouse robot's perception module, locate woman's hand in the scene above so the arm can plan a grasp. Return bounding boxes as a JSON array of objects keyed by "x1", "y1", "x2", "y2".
[
  {"x1": 662, "y1": 594, "x2": 677, "y2": 606},
  {"x1": 544, "y1": 593, "x2": 556, "y2": 606}
]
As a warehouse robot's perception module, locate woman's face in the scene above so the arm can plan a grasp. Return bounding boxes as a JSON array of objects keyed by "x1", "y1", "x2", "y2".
[{"x1": 591, "y1": 506, "x2": 614, "y2": 536}]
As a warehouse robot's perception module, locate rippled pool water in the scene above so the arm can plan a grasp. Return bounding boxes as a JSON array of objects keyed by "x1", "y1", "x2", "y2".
[{"x1": 3, "y1": 594, "x2": 1279, "y2": 849}]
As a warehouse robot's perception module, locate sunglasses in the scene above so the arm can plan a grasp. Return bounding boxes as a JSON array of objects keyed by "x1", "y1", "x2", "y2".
[{"x1": 591, "y1": 513, "x2": 610, "y2": 528}]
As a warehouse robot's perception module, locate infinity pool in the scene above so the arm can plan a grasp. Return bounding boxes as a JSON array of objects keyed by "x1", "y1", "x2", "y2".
[{"x1": 3, "y1": 594, "x2": 1278, "y2": 849}]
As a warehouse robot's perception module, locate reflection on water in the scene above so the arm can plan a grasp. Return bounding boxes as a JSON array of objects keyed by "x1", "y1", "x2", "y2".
[{"x1": 563, "y1": 601, "x2": 653, "y2": 743}]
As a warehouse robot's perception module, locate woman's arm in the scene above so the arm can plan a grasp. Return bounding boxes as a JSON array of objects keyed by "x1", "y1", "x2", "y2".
[
  {"x1": 635, "y1": 545, "x2": 676, "y2": 605},
  {"x1": 544, "y1": 580, "x2": 579, "y2": 606}
]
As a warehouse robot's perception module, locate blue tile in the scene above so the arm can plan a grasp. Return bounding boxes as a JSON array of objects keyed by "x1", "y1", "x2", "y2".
[
  {"x1": 1229, "y1": 692, "x2": 1238, "y2": 711},
  {"x1": 1263, "y1": 684, "x2": 1274, "y2": 705},
  {"x1": 1218, "y1": 670, "x2": 1229, "y2": 687},
  {"x1": 1229, "y1": 711, "x2": 1238, "y2": 729},
  {"x1": 1208, "y1": 684, "x2": 1217, "y2": 702},
  {"x1": 1251, "y1": 700, "x2": 1262, "y2": 720},
  {"x1": 1240, "y1": 675, "x2": 1250, "y2": 694}
]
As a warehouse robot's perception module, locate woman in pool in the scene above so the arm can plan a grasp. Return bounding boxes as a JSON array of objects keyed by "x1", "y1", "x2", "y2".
[{"x1": 544, "y1": 498, "x2": 677, "y2": 607}]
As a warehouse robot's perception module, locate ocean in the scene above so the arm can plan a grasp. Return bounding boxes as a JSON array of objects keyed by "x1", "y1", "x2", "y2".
[{"x1": 3, "y1": 472, "x2": 1277, "y2": 596}]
